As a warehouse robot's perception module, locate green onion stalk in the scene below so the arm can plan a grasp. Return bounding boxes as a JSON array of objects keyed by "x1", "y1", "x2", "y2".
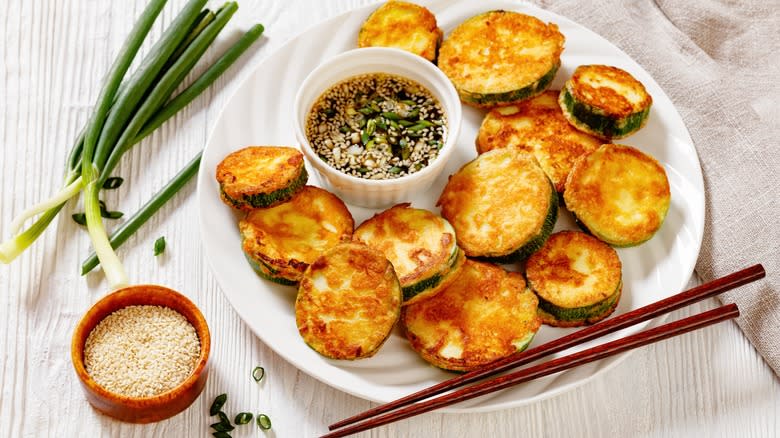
[{"x1": 0, "y1": 0, "x2": 264, "y2": 289}]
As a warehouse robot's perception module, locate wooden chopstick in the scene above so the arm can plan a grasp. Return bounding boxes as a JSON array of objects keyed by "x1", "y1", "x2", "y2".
[
  {"x1": 329, "y1": 264, "x2": 764, "y2": 431},
  {"x1": 321, "y1": 303, "x2": 740, "y2": 438}
]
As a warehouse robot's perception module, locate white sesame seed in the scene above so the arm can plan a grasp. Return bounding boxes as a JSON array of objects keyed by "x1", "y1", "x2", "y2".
[{"x1": 83, "y1": 305, "x2": 200, "y2": 398}]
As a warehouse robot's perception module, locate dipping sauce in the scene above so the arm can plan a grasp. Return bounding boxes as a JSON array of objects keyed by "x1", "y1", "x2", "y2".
[
  {"x1": 305, "y1": 73, "x2": 447, "y2": 180},
  {"x1": 83, "y1": 305, "x2": 200, "y2": 398}
]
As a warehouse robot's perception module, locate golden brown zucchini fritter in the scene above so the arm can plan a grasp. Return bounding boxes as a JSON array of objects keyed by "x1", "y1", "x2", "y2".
[
  {"x1": 296, "y1": 242, "x2": 401, "y2": 360},
  {"x1": 402, "y1": 259, "x2": 540, "y2": 371},
  {"x1": 216, "y1": 146, "x2": 307, "y2": 211},
  {"x1": 358, "y1": 0, "x2": 443, "y2": 62}
]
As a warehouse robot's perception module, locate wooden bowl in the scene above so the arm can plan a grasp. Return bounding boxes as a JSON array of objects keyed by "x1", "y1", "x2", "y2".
[{"x1": 71, "y1": 284, "x2": 211, "y2": 423}]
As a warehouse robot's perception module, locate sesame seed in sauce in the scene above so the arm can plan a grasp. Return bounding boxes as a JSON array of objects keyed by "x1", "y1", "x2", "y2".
[{"x1": 305, "y1": 73, "x2": 447, "y2": 180}]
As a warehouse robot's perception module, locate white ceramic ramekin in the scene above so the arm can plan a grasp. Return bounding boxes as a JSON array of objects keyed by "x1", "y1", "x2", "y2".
[{"x1": 293, "y1": 47, "x2": 462, "y2": 208}]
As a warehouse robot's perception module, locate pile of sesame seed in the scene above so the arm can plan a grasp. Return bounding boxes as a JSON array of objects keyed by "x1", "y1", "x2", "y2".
[
  {"x1": 83, "y1": 305, "x2": 200, "y2": 398},
  {"x1": 306, "y1": 73, "x2": 447, "y2": 180}
]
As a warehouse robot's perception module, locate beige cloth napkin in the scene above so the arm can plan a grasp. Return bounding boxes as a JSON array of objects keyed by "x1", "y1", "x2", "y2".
[{"x1": 530, "y1": 0, "x2": 780, "y2": 375}]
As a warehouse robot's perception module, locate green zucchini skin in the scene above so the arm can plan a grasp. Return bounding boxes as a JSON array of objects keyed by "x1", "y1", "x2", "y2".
[
  {"x1": 536, "y1": 282, "x2": 621, "y2": 324},
  {"x1": 243, "y1": 253, "x2": 298, "y2": 286},
  {"x1": 220, "y1": 166, "x2": 308, "y2": 210},
  {"x1": 560, "y1": 87, "x2": 650, "y2": 140},
  {"x1": 401, "y1": 247, "x2": 462, "y2": 302},
  {"x1": 570, "y1": 211, "x2": 653, "y2": 248},
  {"x1": 461, "y1": 62, "x2": 560, "y2": 107},
  {"x1": 477, "y1": 179, "x2": 558, "y2": 264}
]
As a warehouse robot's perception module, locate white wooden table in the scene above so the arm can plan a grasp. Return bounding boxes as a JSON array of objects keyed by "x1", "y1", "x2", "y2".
[{"x1": 1, "y1": 1, "x2": 778, "y2": 437}]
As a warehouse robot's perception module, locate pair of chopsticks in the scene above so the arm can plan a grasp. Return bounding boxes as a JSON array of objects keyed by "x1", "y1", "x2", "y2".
[{"x1": 322, "y1": 264, "x2": 765, "y2": 438}]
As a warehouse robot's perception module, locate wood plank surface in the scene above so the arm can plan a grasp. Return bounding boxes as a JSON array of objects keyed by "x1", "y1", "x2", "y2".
[{"x1": 0, "y1": 1, "x2": 777, "y2": 437}]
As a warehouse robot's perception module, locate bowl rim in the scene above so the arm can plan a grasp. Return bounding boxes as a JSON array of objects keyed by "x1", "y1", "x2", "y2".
[
  {"x1": 292, "y1": 46, "x2": 462, "y2": 188},
  {"x1": 71, "y1": 284, "x2": 211, "y2": 408}
]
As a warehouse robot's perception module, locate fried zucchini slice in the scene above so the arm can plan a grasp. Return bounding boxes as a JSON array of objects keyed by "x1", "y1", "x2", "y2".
[
  {"x1": 475, "y1": 90, "x2": 604, "y2": 192},
  {"x1": 526, "y1": 231, "x2": 622, "y2": 327},
  {"x1": 402, "y1": 259, "x2": 541, "y2": 372},
  {"x1": 563, "y1": 144, "x2": 670, "y2": 247},
  {"x1": 296, "y1": 242, "x2": 402, "y2": 360},
  {"x1": 559, "y1": 65, "x2": 652, "y2": 140},
  {"x1": 240, "y1": 186, "x2": 354, "y2": 285},
  {"x1": 437, "y1": 148, "x2": 557, "y2": 262},
  {"x1": 216, "y1": 146, "x2": 307, "y2": 211},
  {"x1": 353, "y1": 204, "x2": 465, "y2": 304},
  {"x1": 358, "y1": 0, "x2": 443, "y2": 62},
  {"x1": 438, "y1": 10, "x2": 564, "y2": 107}
]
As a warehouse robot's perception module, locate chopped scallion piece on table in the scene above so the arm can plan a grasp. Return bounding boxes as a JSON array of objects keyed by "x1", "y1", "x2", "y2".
[
  {"x1": 257, "y1": 414, "x2": 272, "y2": 430},
  {"x1": 234, "y1": 412, "x2": 253, "y2": 425},
  {"x1": 102, "y1": 177, "x2": 124, "y2": 190},
  {"x1": 154, "y1": 236, "x2": 166, "y2": 256},
  {"x1": 252, "y1": 366, "x2": 265, "y2": 382},
  {"x1": 210, "y1": 393, "x2": 228, "y2": 416}
]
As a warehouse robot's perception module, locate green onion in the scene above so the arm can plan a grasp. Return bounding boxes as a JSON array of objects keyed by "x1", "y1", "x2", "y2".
[
  {"x1": 167, "y1": 9, "x2": 215, "y2": 69},
  {"x1": 98, "y1": 201, "x2": 123, "y2": 220},
  {"x1": 408, "y1": 120, "x2": 434, "y2": 131},
  {"x1": 366, "y1": 118, "x2": 376, "y2": 136},
  {"x1": 81, "y1": 153, "x2": 200, "y2": 274},
  {"x1": 72, "y1": 214, "x2": 87, "y2": 226},
  {"x1": 210, "y1": 394, "x2": 227, "y2": 416},
  {"x1": 210, "y1": 421, "x2": 234, "y2": 432},
  {"x1": 216, "y1": 411, "x2": 231, "y2": 426},
  {"x1": 252, "y1": 366, "x2": 265, "y2": 382},
  {"x1": 256, "y1": 414, "x2": 272, "y2": 430},
  {"x1": 381, "y1": 111, "x2": 400, "y2": 120},
  {"x1": 234, "y1": 413, "x2": 253, "y2": 425},
  {"x1": 102, "y1": 177, "x2": 124, "y2": 190},
  {"x1": 0, "y1": 3, "x2": 264, "y2": 276},
  {"x1": 136, "y1": 24, "x2": 265, "y2": 141},
  {"x1": 154, "y1": 236, "x2": 166, "y2": 256}
]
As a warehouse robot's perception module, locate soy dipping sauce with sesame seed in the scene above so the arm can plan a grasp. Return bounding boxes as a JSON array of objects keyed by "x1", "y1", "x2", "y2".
[{"x1": 305, "y1": 73, "x2": 447, "y2": 180}]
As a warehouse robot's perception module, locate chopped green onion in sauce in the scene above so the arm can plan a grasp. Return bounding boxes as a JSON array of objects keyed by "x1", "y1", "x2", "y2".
[{"x1": 306, "y1": 73, "x2": 447, "y2": 180}]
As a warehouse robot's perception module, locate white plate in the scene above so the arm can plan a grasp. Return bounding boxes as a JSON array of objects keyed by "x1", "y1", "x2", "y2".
[{"x1": 197, "y1": 0, "x2": 704, "y2": 412}]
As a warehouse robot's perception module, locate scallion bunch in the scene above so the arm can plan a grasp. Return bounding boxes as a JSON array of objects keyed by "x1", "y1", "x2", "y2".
[{"x1": 0, "y1": 0, "x2": 264, "y2": 289}]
